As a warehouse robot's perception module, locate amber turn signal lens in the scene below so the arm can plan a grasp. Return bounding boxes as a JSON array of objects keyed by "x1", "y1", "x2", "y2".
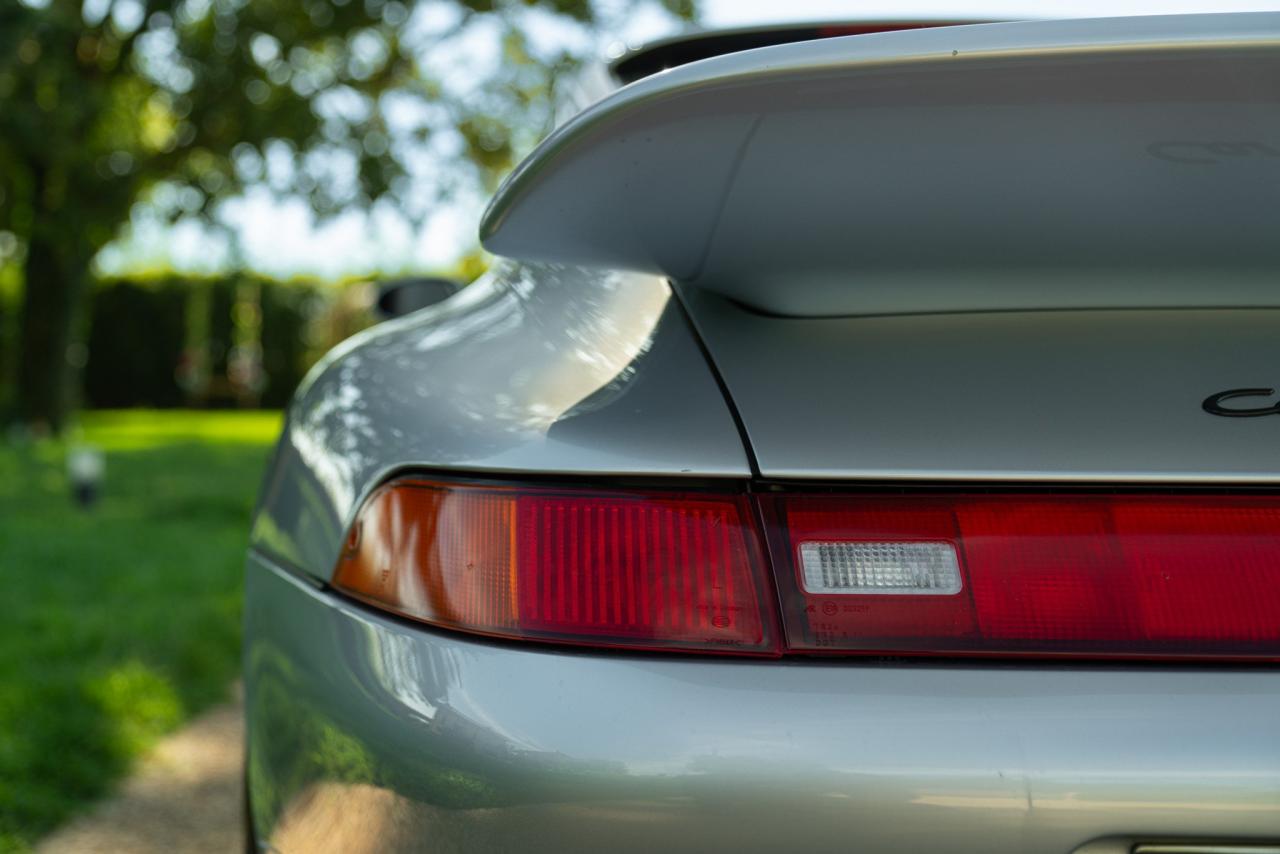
[{"x1": 334, "y1": 480, "x2": 518, "y2": 632}]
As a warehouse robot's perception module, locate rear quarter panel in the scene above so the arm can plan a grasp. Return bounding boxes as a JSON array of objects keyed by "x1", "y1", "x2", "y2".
[{"x1": 250, "y1": 262, "x2": 750, "y2": 580}]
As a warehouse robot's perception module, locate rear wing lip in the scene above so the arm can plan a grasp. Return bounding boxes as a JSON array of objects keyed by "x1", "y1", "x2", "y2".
[
  {"x1": 480, "y1": 14, "x2": 1280, "y2": 316},
  {"x1": 608, "y1": 19, "x2": 1000, "y2": 83}
]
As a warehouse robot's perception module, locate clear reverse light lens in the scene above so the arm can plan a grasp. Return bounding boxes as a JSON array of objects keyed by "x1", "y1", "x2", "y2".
[{"x1": 798, "y1": 541, "x2": 962, "y2": 595}]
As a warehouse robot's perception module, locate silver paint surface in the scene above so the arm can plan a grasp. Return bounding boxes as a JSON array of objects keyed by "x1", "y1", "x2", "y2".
[
  {"x1": 683, "y1": 288, "x2": 1280, "y2": 482},
  {"x1": 249, "y1": 262, "x2": 749, "y2": 579},
  {"x1": 246, "y1": 555, "x2": 1280, "y2": 853}
]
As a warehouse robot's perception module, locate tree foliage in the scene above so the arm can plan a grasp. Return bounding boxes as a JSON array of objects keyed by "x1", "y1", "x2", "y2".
[{"x1": 0, "y1": 0, "x2": 698, "y2": 429}]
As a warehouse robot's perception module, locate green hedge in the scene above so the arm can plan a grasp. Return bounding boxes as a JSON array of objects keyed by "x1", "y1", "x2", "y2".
[
  {"x1": 2, "y1": 256, "x2": 485, "y2": 417},
  {"x1": 82, "y1": 274, "x2": 374, "y2": 411},
  {"x1": 85, "y1": 281, "x2": 188, "y2": 409}
]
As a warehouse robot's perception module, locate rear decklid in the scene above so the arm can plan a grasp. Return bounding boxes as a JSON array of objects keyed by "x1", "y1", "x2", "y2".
[
  {"x1": 481, "y1": 13, "x2": 1280, "y2": 316},
  {"x1": 681, "y1": 290, "x2": 1280, "y2": 481}
]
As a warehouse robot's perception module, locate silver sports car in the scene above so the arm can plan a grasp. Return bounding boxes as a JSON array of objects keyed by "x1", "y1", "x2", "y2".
[{"x1": 244, "y1": 14, "x2": 1280, "y2": 853}]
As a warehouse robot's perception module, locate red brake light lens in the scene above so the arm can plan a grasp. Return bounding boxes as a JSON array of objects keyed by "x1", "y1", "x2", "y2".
[
  {"x1": 334, "y1": 481, "x2": 1280, "y2": 661},
  {"x1": 769, "y1": 494, "x2": 1280, "y2": 659},
  {"x1": 332, "y1": 480, "x2": 778, "y2": 655}
]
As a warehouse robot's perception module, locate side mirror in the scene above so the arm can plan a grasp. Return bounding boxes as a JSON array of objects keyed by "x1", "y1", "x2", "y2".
[{"x1": 375, "y1": 277, "x2": 462, "y2": 319}]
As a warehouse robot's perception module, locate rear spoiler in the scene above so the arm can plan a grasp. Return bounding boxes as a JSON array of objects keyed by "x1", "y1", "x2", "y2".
[{"x1": 480, "y1": 14, "x2": 1280, "y2": 316}]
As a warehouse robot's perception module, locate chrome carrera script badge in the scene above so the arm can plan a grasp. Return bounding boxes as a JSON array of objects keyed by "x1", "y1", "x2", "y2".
[{"x1": 1203, "y1": 388, "x2": 1280, "y2": 418}]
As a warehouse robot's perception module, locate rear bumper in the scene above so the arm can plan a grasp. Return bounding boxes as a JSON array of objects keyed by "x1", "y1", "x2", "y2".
[{"x1": 245, "y1": 553, "x2": 1280, "y2": 854}]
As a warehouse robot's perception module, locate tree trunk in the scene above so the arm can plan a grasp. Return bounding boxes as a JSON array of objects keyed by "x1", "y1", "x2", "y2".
[{"x1": 16, "y1": 229, "x2": 89, "y2": 434}]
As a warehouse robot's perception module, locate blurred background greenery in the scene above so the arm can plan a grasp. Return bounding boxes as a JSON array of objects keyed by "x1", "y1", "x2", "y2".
[
  {"x1": 0, "y1": 0, "x2": 698, "y2": 849},
  {"x1": 0, "y1": 410, "x2": 277, "y2": 850},
  {"x1": 0, "y1": 0, "x2": 697, "y2": 432}
]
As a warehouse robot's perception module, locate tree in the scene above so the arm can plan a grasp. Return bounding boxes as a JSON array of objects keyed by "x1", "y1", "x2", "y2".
[{"x1": 0, "y1": 0, "x2": 697, "y2": 431}]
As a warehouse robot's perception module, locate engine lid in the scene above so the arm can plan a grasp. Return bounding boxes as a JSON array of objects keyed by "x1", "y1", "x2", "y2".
[{"x1": 682, "y1": 289, "x2": 1280, "y2": 482}]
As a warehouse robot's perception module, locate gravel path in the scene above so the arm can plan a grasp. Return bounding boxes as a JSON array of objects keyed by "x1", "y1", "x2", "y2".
[{"x1": 37, "y1": 697, "x2": 244, "y2": 854}]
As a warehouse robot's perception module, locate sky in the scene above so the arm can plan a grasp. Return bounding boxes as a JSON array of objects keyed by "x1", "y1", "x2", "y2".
[{"x1": 98, "y1": 0, "x2": 1280, "y2": 281}]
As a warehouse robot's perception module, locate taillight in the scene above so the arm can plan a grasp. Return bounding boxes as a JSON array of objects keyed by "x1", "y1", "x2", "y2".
[
  {"x1": 767, "y1": 494, "x2": 1280, "y2": 659},
  {"x1": 332, "y1": 479, "x2": 779, "y2": 655},
  {"x1": 334, "y1": 481, "x2": 1280, "y2": 661}
]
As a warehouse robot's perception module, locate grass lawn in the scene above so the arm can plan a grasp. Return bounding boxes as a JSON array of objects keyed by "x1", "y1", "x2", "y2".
[{"x1": 0, "y1": 410, "x2": 281, "y2": 852}]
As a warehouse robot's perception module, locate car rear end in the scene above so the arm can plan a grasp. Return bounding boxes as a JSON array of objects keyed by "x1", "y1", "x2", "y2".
[
  {"x1": 246, "y1": 307, "x2": 1280, "y2": 853},
  {"x1": 245, "y1": 14, "x2": 1280, "y2": 853}
]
